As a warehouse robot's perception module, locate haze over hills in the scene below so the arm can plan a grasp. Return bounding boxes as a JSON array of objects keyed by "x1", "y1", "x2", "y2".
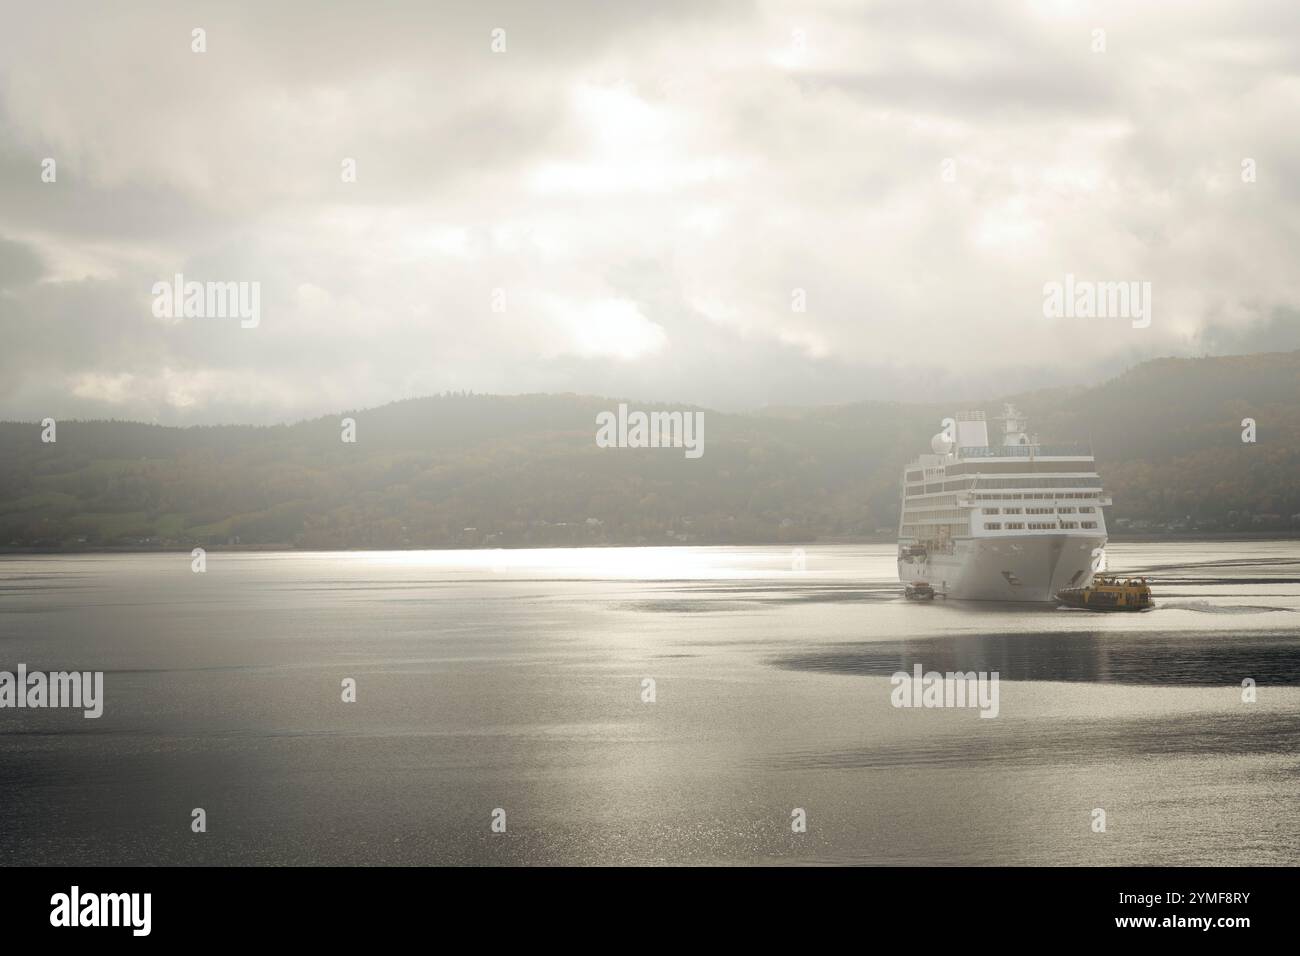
[{"x1": 2, "y1": 351, "x2": 1298, "y2": 550}]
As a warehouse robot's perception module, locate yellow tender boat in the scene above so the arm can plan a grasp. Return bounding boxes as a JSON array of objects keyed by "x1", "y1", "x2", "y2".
[{"x1": 1055, "y1": 575, "x2": 1153, "y2": 612}]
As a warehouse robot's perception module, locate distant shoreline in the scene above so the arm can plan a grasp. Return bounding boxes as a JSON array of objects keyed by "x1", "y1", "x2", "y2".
[{"x1": 3, "y1": 531, "x2": 1299, "y2": 556}]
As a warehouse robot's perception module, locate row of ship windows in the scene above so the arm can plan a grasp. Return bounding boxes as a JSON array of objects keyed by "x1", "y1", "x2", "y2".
[
  {"x1": 984, "y1": 521, "x2": 1099, "y2": 531},
  {"x1": 905, "y1": 478, "x2": 1103, "y2": 493},
  {"x1": 972, "y1": 492, "x2": 1101, "y2": 501},
  {"x1": 900, "y1": 509, "x2": 966, "y2": 522},
  {"x1": 909, "y1": 509, "x2": 1102, "y2": 530},
  {"x1": 906, "y1": 489, "x2": 1105, "y2": 502},
  {"x1": 976, "y1": 477, "x2": 1103, "y2": 489},
  {"x1": 899, "y1": 523, "x2": 969, "y2": 538},
  {"x1": 904, "y1": 494, "x2": 1102, "y2": 511},
  {"x1": 902, "y1": 521, "x2": 1100, "y2": 535}
]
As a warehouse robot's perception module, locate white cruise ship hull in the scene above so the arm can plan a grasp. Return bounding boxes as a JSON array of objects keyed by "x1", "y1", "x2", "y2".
[{"x1": 898, "y1": 534, "x2": 1106, "y2": 602}]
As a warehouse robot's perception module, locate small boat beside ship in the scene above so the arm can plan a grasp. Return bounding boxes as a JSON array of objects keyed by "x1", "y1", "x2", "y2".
[
  {"x1": 1055, "y1": 575, "x2": 1153, "y2": 612},
  {"x1": 904, "y1": 581, "x2": 936, "y2": 601}
]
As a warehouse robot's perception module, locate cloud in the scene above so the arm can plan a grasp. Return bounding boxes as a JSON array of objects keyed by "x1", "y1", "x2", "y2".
[
  {"x1": 0, "y1": 236, "x2": 44, "y2": 289},
  {"x1": 0, "y1": 0, "x2": 1297, "y2": 423}
]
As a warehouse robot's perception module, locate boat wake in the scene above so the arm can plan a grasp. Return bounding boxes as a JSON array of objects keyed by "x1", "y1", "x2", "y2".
[{"x1": 1158, "y1": 600, "x2": 1291, "y2": 614}]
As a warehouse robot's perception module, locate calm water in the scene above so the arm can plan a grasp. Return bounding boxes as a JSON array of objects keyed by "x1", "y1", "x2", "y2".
[{"x1": 1, "y1": 542, "x2": 1298, "y2": 866}]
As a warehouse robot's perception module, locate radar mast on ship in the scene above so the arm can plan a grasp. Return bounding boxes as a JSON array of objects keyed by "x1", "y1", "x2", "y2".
[{"x1": 999, "y1": 403, "x2": 1030, "y2": 446}]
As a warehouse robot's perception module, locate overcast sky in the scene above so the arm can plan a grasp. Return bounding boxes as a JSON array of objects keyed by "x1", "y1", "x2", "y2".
[{"x1": 1, "y1": 0, "x2": 1298, "y2": 424}]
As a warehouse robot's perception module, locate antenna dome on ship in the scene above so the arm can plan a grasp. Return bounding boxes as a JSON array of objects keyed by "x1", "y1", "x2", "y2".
[{"x1": 930, "y1": 433, "x2": 954, "y2": 455}]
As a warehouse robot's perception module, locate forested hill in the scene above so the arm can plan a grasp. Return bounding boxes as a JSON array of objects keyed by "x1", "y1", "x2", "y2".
[{"x1": 2, "y1": 351, "x2": 1298, "y2": 549}]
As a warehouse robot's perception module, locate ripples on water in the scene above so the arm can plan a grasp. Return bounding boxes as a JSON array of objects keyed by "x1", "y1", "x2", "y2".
[
  {"x1": 775, "y1": 629, "x2": 1300, "y2": 686},
  {"x1": 0, "y1": 541, "x2": 1298, "y2": 866}
]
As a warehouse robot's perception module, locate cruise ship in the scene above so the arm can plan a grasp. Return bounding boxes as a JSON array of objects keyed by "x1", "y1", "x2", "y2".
[{"x1": 897, "y1": 405, "x2": 1109, "y2": 602}]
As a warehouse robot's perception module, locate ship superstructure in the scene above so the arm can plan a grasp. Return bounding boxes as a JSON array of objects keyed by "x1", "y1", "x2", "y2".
[{"x1": 897, "y1": 405, "x2": 1109, "y2": 601}]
